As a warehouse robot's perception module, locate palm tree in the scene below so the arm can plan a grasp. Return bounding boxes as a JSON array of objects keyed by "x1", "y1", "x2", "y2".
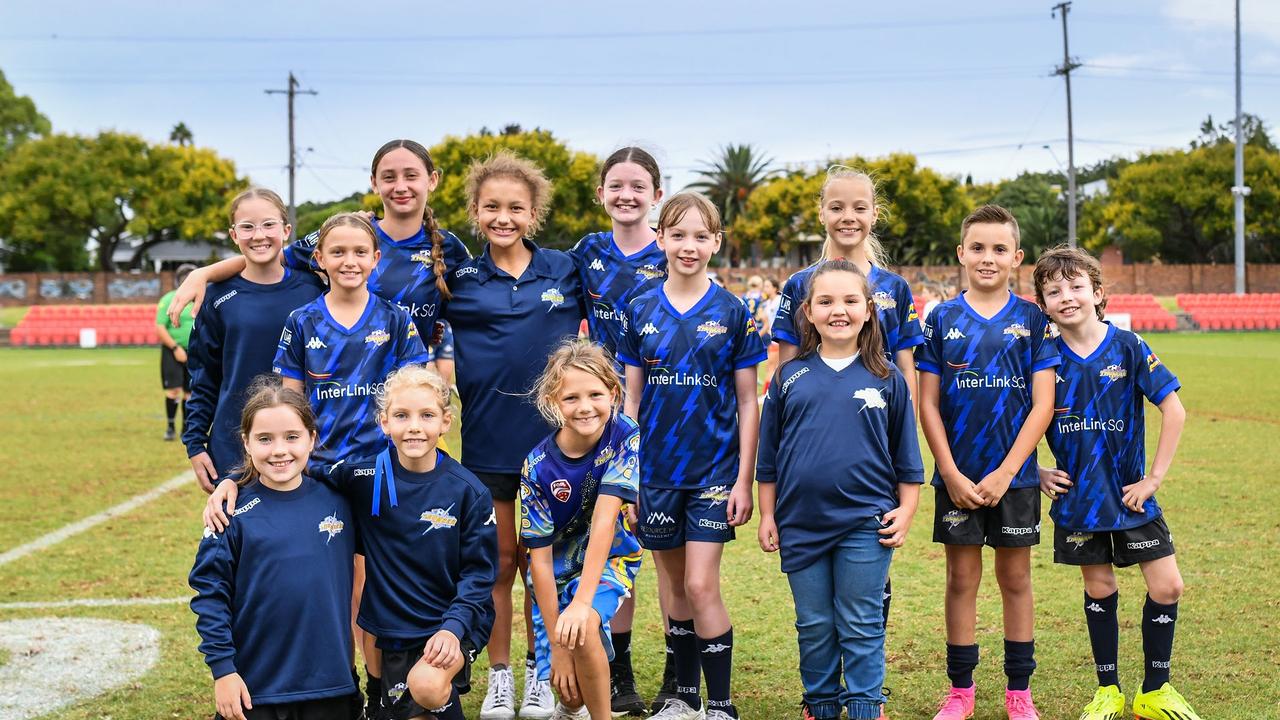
[
  {"x1": 687, "y1": 144, "x2": 776, "y2": 263},
  {"x1": 169, "y1": 122, "x2": 193, "y2": 147}
]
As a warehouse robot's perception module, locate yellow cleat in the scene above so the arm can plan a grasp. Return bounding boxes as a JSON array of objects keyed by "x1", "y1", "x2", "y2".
[
  {"x1": 1132, "y1": 683, "x2": 1201, "y2": 720},
  {"x1": 1078, "y1": 685, "x2": 1124, "y2": 720}
]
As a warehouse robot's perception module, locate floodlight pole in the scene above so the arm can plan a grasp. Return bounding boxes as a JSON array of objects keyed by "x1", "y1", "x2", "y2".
[{"x1": 1233, "y1": 0, "x2": 1250, "y2": 294}]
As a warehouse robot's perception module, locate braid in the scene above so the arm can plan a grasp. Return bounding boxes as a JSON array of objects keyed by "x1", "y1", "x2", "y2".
[{"x1": 424, "y1": 205, "x2": 451, "y2": 300}]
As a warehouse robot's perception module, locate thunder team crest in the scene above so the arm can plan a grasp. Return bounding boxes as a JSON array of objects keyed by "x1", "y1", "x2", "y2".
[
  {"x1": 943, "y1": 509, "x2": 968, "y2": 530},
  {"x1": 419, "y1": 504, "x2": 458, "y2": 534},
  {"x1": 1066, "y1": 532, "x2": 1092, "y2": 549},
  {"x1": 410, "y1": 249, "x2": 433, "y2": 265},
  {"x1": 318, "y1": 513, "x2": 345, "y2": 543},
  {"x1": 1003, "y1": 322, "x2": 1031, "y2": 339},
  {"x1": 635, "y1": 264, "x2": 664, "y2": 280},
  {"x1": 541, "y1": 288, "x2": 565, "y2": 311},
  {"x1": 699, "y1": 485, "x2": 731, "y2": 507},
  {"x1": 872, "y1": 291, "x2": 897, "y2": 310},
  {"x1": 853, "y1": 387, "x2": 887, "y2": 412},
  {"x1": 697, "y1": 320, "x2": 728, "y2": 337},
  {"x1": 365, "y1": 328, "x2": 391, "y2": 346},
  {"x1": 1099, "y1": 364, "x2": 1127, "y2": 381}
]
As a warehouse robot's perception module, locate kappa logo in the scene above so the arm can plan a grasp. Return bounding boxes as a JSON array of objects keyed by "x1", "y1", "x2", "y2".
[
  {"x1": 1127, "y1": 539, "x2": 1161, "y2": 551},
  {"x1": 1086, "y1": 602, "x2": 1105, "y2": 613},
  {"x1": 1003, "y1": 322, "x2": 1031, "y2": 339},
  {"x1": 485, "y1": 509, "x2": 497, "y2": 526},
  {"x1": 353, "y1": 467, "x2": 375, "y2": 477},
  {"x1": 202, "y1": 526, "x2": 217, "y2": 540},
  {"x1": 541, "y1": 288, "x2": 566, "y2": 310},
  {"x1": 872, "y1": 291, "x2": 897, "y2": 310},
  {"x1": 668, "y1": 625, "x2": 694, "y2": 636},
  {"x1": 305, "y1": 336, "x2": 327, "y2": 350},
  {"x1": 703, "y1": 643, "x2": 731, "y2": 653},
  {"x1": 365, "y1": 329, "x2": 391, "y2": 346},
  {"x1": 1066, "y1": 532, "x2": 1093, "y2": 549},
  {"x1": 854, "y1": 387, "x2": 886, "y2": 412},
  {"x1": 232, "y1": 498, "x2": 261, "y2": 517},
  {"x1": 944, "y1": 327, "x2": 966, "y2": 341},
  {"x1": 455, "y1": 266, "x2": 478, "y2": 278},
  {"x1": 942, "y1": 509, "x2": 968, "y2": 529},
  {"x1": 213, "y1": 290, "x2": 238, "y2": 309},
  {"x1": 419, "y1": 504, "x2": 458, "y2": 534},
  {"x1": 1096, "y1": 663, "x2": 1117, "y2": 672},
  {"x1": 1056, "y1": 373, "x2": 1065, "y2": 384},
  {"x1": 550, "y1": 479, "x2": 573, "y2": 502},
  {"x1": 1001, "y1": 523, "x2": 1040, "y2": 536},
  {"x1": 646, "y1": 511, "x2": 676, "y2": 526},
  {"x1": 1150, "y1": 660, "x2": 1171, "y2": 667},
  {"x1": 698, "y1": 518, "x2": 728, "y2": 530},
  {"x1": 1099, "y1": 364, "x2": 1127, "y2": 381},
  {"x1": 699, "y1": 485, "x2": 730, "y2": 507},
  {"x1": 318, "y1": 513, "x2": 345, "y2": 543},
  {"x1": 639, "y1": 323, "x2": 659, "y2": 336},
  {"x1": 588, "y1": 258, "x2": 606, "y2": 271},
  {"x1": 697, "y1": 320, "x2": 727, "y2": 337}
]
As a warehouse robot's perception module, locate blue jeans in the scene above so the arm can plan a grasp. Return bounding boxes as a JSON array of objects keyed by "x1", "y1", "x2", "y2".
[{"x1": 786, "y1": 518, "x2": 893, "y2": 720}]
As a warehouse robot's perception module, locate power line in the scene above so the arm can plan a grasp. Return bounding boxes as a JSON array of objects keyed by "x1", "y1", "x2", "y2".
[
  {"x1": 264, "y1": 72, "x2": 317, "y2": 236},
  {"x1": 1052, "y1": 1, "x2": 1081, "y2": 248}
]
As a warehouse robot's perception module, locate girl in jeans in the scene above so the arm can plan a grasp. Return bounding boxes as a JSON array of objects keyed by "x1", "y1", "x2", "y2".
[{"x1": 756, "y1": 259, "x2": 924, "y2": 720}]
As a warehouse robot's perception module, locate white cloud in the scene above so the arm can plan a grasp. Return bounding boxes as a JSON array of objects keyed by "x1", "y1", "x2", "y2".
[{"x1": 1161, "y1": 0, "x2": 1280, "y2": 45}]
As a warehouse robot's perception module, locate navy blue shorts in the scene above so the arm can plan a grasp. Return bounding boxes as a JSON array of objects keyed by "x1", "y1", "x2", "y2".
[{"x1": 637, "y1": 484, "x2": 735, "y2": 550}]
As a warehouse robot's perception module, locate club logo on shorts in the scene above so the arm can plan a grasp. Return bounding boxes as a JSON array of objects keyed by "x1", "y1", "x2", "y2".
[
  {"x1": 943, "y1": 510, "x2": 968, "y2": 530},
  {"x1": 854, "y1": 387, "x2": 886, "y2": 411},
  {"x1": 419, "y1": 504, "x2": 458, "y2": 534},
  {"x1": 646, "y1": 511, "x2": 675, "y2": 526},
  {"x1": 697, "y1": 320, "x2": 727, "y2": 337},
  {"x1": 365, "y1": 328, "x2": 391, "y2": 346},
  {"x1": 1003, "y1": 322, "x2": 1031, "y2": 339},
  {"x1": 387, "y1": 682, "x2": 407, "y2": 702},
  {"x1": 541, "y1": 288, "x2": 565, "y2": 310},
  {"x1": 872, "y1": 291, "x2": 897, "y2": 310},
  {"x1": 699, "y1": 485, "x2": 730, "y2": 507},
  {"x1": 550, "y1": 479, "x2": 573, "y2": 502},
  {"x1": 636, "y1": 264, "x2": 664, "y2": 280},
  {"x1": 1066, "y1": 531, "x2": 1092, "y2": 549},
  {"x1": 1099, "y1": 364, "x2": 1127, "y2": 381}
]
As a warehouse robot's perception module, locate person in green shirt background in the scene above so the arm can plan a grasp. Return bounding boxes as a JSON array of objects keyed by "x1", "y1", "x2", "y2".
[{"x1": 157, "y1": 264, "x2": 198, "y2": 441}]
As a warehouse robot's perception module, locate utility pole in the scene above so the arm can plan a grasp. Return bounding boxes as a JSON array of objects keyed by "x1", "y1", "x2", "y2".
[
  {"x1": 265, "y1": 72, "x2": 317, "y2": 238},
  {"x1": 1052, "y1": 2, "x2": 1081, "y2": 248},
  {"x1": 1232, "y1": 0, "x2": 1250, "y2": 294}
]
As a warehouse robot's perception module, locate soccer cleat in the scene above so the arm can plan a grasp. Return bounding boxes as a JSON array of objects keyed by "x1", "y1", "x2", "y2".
[
  {"x1": 647, "y1": 698, "x2": 706, "y2": 720},
  {"x1": 1078, "y1": 685, "x2": 1124, "y2": 720},
  {"x1": 1132, "y1": 683, "x2": 1201, "y2": 720},
  {"x1": 551, "y1": 703, "x2": 590, "y2": 720},
  {"x1": 519, "y1": 662, "x2": 555, "y2": 720},
  {"x1": 163, "y1": 427, "x2": 176, "y2": 441},
  {"x1": 611, "y1": 671, "x2": 648, "y2": 717},
  {"x1": 650, "y1": 666, "x2": 678, "y2": 715},
  {"x1": 932, "y1": 685, "x2": 975, "y2": 720},
  {"x1": 480, "y1": 666, "x2": 517, "y2": 720},
  {"x1": 1004, "y1": 688, "x2": 1040, "y2": 720},
  {"x1": 704, "y1": 710, "x2": 736, "y2": 720}
]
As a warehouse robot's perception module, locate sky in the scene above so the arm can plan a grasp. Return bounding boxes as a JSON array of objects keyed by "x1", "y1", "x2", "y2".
[{"x1": 3, "y1": 0, "x2": 1279, "y2": 206}]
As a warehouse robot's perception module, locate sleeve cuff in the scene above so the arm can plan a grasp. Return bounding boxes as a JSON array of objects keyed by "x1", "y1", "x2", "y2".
[
  {"x1": 1149, "y1": 381, "x2": 1181, "y2": 406},
  {"x1": 916, "y1": 361, "x2": 941, "y2": 375},
  {"x1": 755, "y1": 473, "x2": 777, "y2": 484},
  {"x1": 735, "y1": 351, "x2": 768, "y2": 369},
  {"x1": 209, "y1": 658, "x2": 237, "y2": 680},
  {"x1": 599, "y1": 485, "x2": 637, "y2": 504},
  {"x1": 1032, "y1": 357, "x2": 1062, "y2": 372},
  {"x1": 896, "y1": 336, "x2": 927, "y2": 352},
  {"x1": 186, "y1": 443, "x2": 208, "y2": 459},
  {"x1": 616, "y1": 352, "x2": 641, "y2": 367},
  {"x1": 406, "y1": 352, "x2": 431, "y2": 365},
  {"x1": 440, "y1": 619, "x2": 468, "y2": 642},
  {"x1": 275, "y1": 367, "x2": 303, "y2": 380},
  {"x1": 772, "y1": 328, "x2": 799, "y2": 345},
  {"x1": 896, "y1": 470, "x2": 926, "y2": 485},
  {"x1": 521, "y1": 534, "x2": 555, "y2": 549}
]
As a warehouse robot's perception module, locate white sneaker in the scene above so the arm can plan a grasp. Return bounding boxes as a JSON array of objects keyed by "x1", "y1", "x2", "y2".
[
  {"x1": 705, "y1": 710, "x2": 737, "y2": 720},
  {"x1": 550, "y1": 702, "x2": 589, "y2": 720},
  {"x1": 520, "y1": 661, "x2": 555, "y2": 720},
  {"x1": 480, "y1": 666, "x2": 517, "y2": 720},
  {"x1": 648, "y1": 698, "x2": 706, "y2": 720}
]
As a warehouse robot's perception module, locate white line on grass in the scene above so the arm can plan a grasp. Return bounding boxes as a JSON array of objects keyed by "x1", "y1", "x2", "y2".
[
  {"x1": 0, "y1": 471, "x2": 193, "y2": 567},
  {"x1": 0, "y1": 596, "x2": 190, "y2": 610}
]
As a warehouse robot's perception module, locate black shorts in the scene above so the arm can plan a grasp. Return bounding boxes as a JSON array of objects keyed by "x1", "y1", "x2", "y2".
[
  {"x1": 160, "y1": 346, "x2": 190, "y2": 391},
  {"x1": 379, "y1": 638, "x2": 477, "y2": 719},
  {"x1": 1054, "y1": 516, "x2": 1176, "y2": 567},
  {"x1": 216, "y1": 694, "x2": 359, "y2": 720},
  {"x1": 474, "y1": 471, "x2": 520, "y2": 502},
  {"x1": 932, "y1": 486, "x2": 1041, "y2": 547}
]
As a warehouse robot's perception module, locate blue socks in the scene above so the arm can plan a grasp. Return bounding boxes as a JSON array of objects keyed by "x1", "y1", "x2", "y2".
[
  {"x1": 1085, "y1": 591, "x2": 1121, "y2": 688},
  {"x1": 699, "y1": 628, "x2": 736, "y2": 718},
  {"x1": 1003, "y1": 639, "x2": 1036, "y2": 691},
  {"x1": 1142, "y1": 595, "x2": 1178, "y2": 693},
  {"x1": 669, "y1": 617, "x2": 702, "y2": 711},
  {"x1": 945, "y1": 643, "x2": 979, "y2": 688}
]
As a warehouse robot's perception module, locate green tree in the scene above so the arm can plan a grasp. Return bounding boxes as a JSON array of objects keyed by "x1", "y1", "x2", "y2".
[
  {"x1": 0, "y1": 131, "x2": 245, "y2": 271},
  {"x1": 168, "y1": 122, "x2": 194, "y2": 147},
  {"x1": 295, "y1": 191, "x2": 372, "y2": 236},
  {"x1": 727, "y1": 168, "x2": 824, "y2": 261},
  {"x1": 982, "y1": 173, "x2": 1067, "y2": 259},
  {"x1": 0, "y1": 69, "x2": 50, "y2": 157},
  {"x1": 688, "y1": 144, "x2": 776, "y2": 262},
  {"x1": 428, "y1": 127, "x2": 606, "y2": 251}
]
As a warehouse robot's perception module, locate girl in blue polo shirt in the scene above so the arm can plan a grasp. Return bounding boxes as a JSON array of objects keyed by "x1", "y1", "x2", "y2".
[
  {"x1": 756, "y1": 259, "x2": 924, "y2": 720},
  {"x1": 443, "y1": 150, "x2": 585, "y2": 719}
]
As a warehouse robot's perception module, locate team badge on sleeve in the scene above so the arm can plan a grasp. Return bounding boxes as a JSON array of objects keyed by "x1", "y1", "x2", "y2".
[{"x1": 550, "y1": 479, "x2": 572, "y2": 502}]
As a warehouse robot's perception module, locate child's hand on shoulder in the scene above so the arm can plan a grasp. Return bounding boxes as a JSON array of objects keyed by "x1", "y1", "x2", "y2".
[
  {"x1": 214, "y1": 672, "x2": 253, "y2": 720},
  {"x1": 974, "y1": 468, "x2": 1014, "y2": 507},
  {"x1": 1121, "y1": 475, "x2": 1161, "y2": 512},
  {"x1": 555, "y1": 600, "x2": 594, "y2": 649},
  {"x1": 877, "y1": 508, "x2": 914, "y2": 548},
  {"x1": 757, "y1": 515, "x2": 778, "y2": 553},
  {"x1": 422, "y1": 628, "x2": 461, "y2": 668},
  {"x1": 204, "y1": 479, "x2": 240, "y2": 532},
  {"x1": 942, "y1": 472, "x2": 984, "y2": 510},
  {"x1": 1038, "y1": 466, "x2": 1072, "y2": 500}
]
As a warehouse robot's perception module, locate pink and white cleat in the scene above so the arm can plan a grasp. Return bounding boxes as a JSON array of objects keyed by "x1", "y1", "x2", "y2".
[
  {"x1": 931, "y1": 685, "x2": 975, "y2": 720},
  {"x1": 1003, "y1": 688, "x2": 1040, "y2": 720}
]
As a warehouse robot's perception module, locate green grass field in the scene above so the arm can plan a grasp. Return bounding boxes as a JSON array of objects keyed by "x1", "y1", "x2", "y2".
[{"x1": 1, "y1": 335, "x2": 1278, "y2": 719}]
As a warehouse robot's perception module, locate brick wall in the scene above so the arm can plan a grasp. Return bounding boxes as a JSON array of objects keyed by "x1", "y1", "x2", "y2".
[{"x1": 0, "y1": 272, "x2": 178, "y2": 307}]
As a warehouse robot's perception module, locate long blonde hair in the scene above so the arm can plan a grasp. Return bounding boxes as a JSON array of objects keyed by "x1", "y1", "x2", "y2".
[
  {"x1": 531, "y1": 339, "x2": 622, "y2": 427},
  {"x1": 819, "y1": 165, "x2": 888, "y2": 268}
]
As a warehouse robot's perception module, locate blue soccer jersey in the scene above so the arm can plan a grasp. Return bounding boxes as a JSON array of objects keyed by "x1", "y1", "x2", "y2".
[
  {"x1": 570, "y1": 231, "x2": 666, "y2": 359},
  {"x1": 285, "y1": 218, "x2": 472, "y2": 338},
  {"x1": 273, "y1": 295, "x2": 429, "y2": 470},
  {"x1": 617, "y1": 284, "x2": 768, "y2": 490},
  {"x1": 772, "y1": 264, "x2": 925, "y2": 359},
  {"x1": 520, "y1": 415, "x2": 643, "y2": 588},
  {"x1": 915, "y1": 292, "x2": 1061, "y2": 489},
  {"x1": 444, "y1": 240, "x2": 585, "y2": 475},
  {"x1": 1046, "y1": 324, "x2": 1180, "y2": 531}
]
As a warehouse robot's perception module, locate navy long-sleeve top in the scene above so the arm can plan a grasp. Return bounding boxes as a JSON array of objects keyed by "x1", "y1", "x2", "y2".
[
  {"x1": 322, "y1": 449, "x2": 497, "y2": 648},
  {"x1": 189, "y1": 476, "x2": 356, "y2": 703},
  {"x1": 757, "y1": 354, "x2": 924, "y2": 573}
]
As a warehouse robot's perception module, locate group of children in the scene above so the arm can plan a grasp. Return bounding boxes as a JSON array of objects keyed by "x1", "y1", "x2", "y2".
[{"x1": 180, "y1": 141, "x2": 1200, "y2": 720}]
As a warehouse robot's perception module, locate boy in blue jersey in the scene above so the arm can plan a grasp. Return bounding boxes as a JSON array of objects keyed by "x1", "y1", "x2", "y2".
[
  {"x1": 916, "y1": 205, "x2": 1059, "y2": 720},
  {"x1": 522, "y1": 340, "x2": 645, "y2": 720},
  {"x1": 619, "y1": 193, "x2": 766, "y2": 720},
  {"x1": 1033, "y1": 247, "x2": 1199, "y2": 720}
]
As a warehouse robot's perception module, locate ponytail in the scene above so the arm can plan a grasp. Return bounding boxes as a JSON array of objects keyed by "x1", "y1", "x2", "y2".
[{"x1": 424, "y1": 205, "x2": 451, "y2": 300}]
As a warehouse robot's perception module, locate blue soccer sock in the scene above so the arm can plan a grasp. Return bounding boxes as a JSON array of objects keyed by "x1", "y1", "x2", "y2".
[
  {"x1": 1084, "y1": 591, "x2": 1120, "y2": 688},
  {"x1": 1142, "y1": 595, "x2": 1178, "y2": 693},
  {"x1": 669, "y1": 617, "x2": 702, "y2": 711},
  {"x1": 699, "y1": 628, "x2": 736, "y2": 718},
  {"x1": 1004, "y1": 639, "x2": 1036, "y2": 691},
  {"x1": 945, "y1": 643, "x2": 979, "y2": 689}
]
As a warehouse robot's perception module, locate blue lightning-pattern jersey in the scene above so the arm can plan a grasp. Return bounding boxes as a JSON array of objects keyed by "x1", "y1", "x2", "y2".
[
  {"x1": 285, "y1": 218, "x2": 472, "y2": 338},
  {"x1": 772, "y1": 264, "x2": 925, "y2": 358},
  {"x1": 915, "y1": 292, "x2": 1061, "y2": 489},
  {"x1": 520, "y1": 415, "x2": 643, "y2": 588},
  {"x1": 570, "y1": 231, "x2": 666, "y2": 359},
  {"x1": 617, "y1": 284, "x2": 768, "y2": 490},
  {"x1": 273, "y1": 295, "x2": 429, "y2": 470},
  {"x1": 1046, "y1": 324, "x2": 1180, "y2": 531}
]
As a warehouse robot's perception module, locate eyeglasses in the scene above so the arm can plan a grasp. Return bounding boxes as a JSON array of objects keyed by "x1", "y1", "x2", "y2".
[{"x1": 232, "y1": 220, "x2": 285, "y2": 235}]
